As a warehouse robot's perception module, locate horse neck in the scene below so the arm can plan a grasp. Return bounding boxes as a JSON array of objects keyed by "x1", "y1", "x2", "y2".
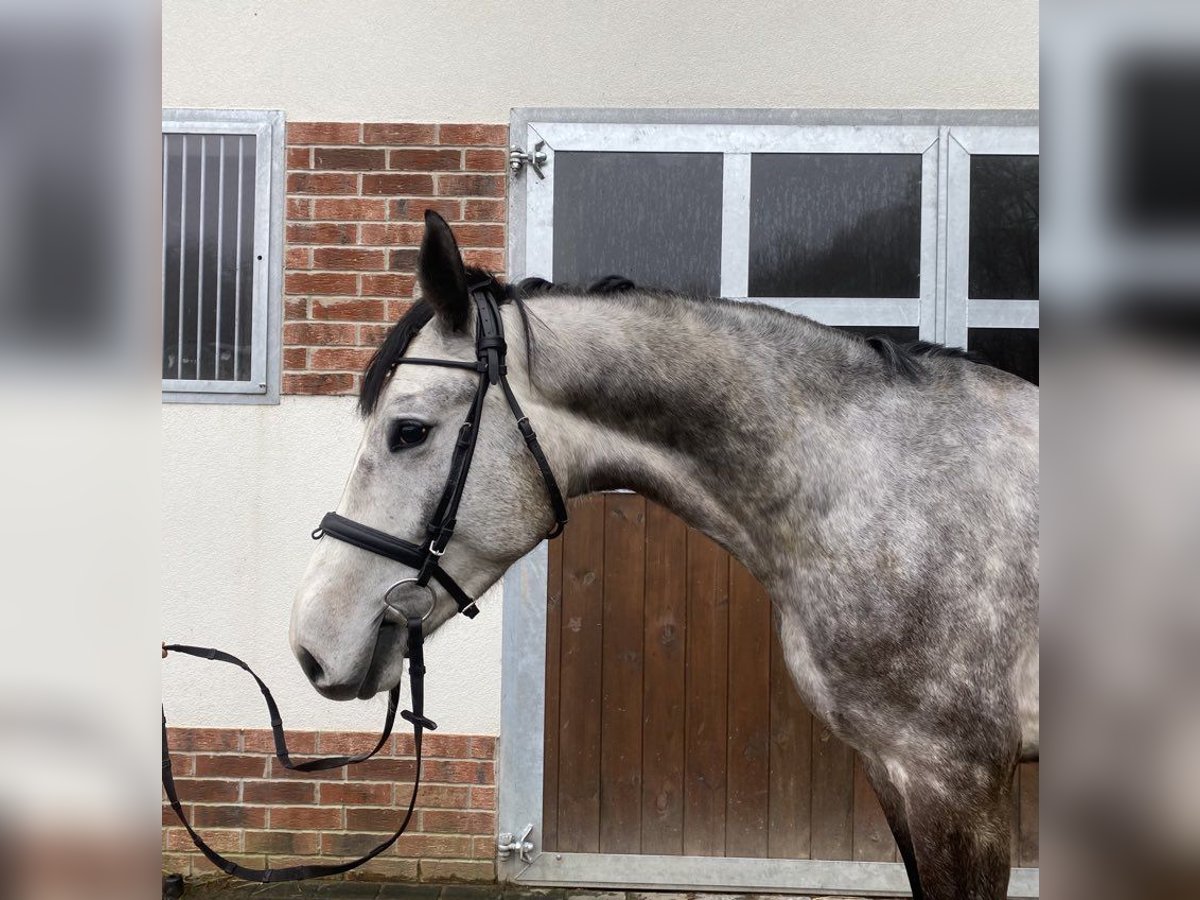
[{"x1": 516, "y1": 292, "x2": 858, "y2": 578}]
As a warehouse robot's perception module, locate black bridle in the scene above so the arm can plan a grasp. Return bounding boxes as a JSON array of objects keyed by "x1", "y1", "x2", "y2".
[
  {"x1": 162, "y1": 286, "x2": 567, "y2": 883},
  {"x1": 313, "y1": 283, "x2": 568, "y2": 622}
]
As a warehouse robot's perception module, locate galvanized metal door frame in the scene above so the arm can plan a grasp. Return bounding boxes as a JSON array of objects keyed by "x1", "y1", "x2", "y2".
[{"x1": 501, "y1": 108, "x2": 1039, "y2": 898}]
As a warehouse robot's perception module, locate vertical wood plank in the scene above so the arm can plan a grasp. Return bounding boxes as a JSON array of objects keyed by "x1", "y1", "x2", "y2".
[
  {"x1": 541, "y1": 533, "x2": 563, "y2": 852},
  {"x1": 640, "y1": 502, "x2": 688, "y2": 855},
  {"x1": 768, "y1": 630, "x2": 812, "y2": 858},
  {"x1": 1018, "y1": 762, "x2": 1039, "y2": 867},
  {"x1": 599, "y1": 494, "x2": 646, "y2": 853},
  {"x1": 683, "y1": 529, "x2": 729, "y2": 856},
  {"x1": 851, "y1": 754, "x2": 897, "y2": 861},
  {"x1": 556, "y1": 496, "x2": 606, "y2": 852},
  {"x1": 810, "y1": 724, "x2": 855, "y2": 860},
  {"x1": 725, "y1": 561, "x2": 771, "y2": 858}
]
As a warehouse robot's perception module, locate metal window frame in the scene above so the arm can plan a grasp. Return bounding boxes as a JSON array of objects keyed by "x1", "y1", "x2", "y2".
[
  {"x1": 161, "y1": 108, "x2": 284, "y2": 405},
  {"x1": 945, "y1": 125, "x2": 1041, "y2": 348},
  {"x1": 503, "y1": 108, "x2": 1039, "y2": 899}
]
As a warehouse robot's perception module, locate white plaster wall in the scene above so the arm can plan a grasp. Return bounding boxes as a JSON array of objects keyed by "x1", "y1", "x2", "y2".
[
  {"x1": 163, "y1": 0, "x2": 1038, "y2": 120},
  {"x1": 162, "y1": 396, "x2": 504, "y2": 733}
]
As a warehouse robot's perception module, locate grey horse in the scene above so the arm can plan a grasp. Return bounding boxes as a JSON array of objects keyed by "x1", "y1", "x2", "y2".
[{"x1": 290, "y1": 212, "x2": 1039, "y2": 900}]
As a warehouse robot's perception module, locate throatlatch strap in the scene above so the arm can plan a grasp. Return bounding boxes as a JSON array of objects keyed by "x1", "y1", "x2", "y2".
[{"x1": 162, "y1": 638, "x2": 430, "y2": 882}]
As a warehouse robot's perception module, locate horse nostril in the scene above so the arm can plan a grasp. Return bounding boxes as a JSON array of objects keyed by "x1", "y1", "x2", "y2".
[{"x1": 296, "y1": 646, "x2": 325, "y2": 685}]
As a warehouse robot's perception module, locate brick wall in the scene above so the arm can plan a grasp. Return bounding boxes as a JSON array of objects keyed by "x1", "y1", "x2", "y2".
[
  {"x1": 282, "y1": 123, "x2": 509, "y2": 396},
  {"x1": 162, "y1": 728, "x2": 497, "y2": 883}
]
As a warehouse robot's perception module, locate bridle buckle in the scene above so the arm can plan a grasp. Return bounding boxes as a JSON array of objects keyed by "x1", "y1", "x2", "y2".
[{"x1": 428, "y1": 540, "x2": 446, "y2": 558}]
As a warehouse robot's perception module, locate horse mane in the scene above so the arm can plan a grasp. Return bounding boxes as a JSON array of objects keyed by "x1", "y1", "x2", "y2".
[{"x1": 358, "y1": 269, "x2": 983, "y2": 414}]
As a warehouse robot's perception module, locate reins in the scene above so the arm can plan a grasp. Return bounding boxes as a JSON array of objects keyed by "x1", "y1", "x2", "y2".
[{"x1": 162, "y1": 286, "x2": 568, "y2": 882}]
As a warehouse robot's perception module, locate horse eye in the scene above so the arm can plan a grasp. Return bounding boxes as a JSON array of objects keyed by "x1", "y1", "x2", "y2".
[{"x1": 388, "y1": 420, "x2": 429, "y2": 451}]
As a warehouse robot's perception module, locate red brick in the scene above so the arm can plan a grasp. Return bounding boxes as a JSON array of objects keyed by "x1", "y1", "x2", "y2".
[
  {"x1": 244, "y1": 831, "x2": 320, "y2": 855},
  {"x1": 319, "y1": 782, "x2": 392, "y2": 806},
  {"x1": 287, "y1": 147, "x2": 312, "y2": 169},
  {"x1": 361, "y1": 223, "x2": 424, "y2": 246},
  {"x1": 322, "y1": 832, "x2": 387, "y2": 857},
  {"x1": 394, "y1": 833, "x2": 473, "y2": 858},
  {"x1": 267, "y1": 757, "x2": 350, "y2": 779},
  {"x1": 283, "y1": 322, "x2": 358, "y2": 346},
  {"x1": 359, "y1": 324, "x2": 395, "y2": 345},
  {"x1": 462, "y1": 249, "x2": 504, "y2": 271},
  {"x1": 269, "y1": 806, "x2": 342, "y2": 830},
  {"x1": 472, "y1": 835, "x2": 498, "y2": 858},
  {"x1": 162, "y1": 802, "x2": 187, "y2": 826},
  {"x1": 285, "y1": 272, "x2": 357, "y2": 296},
  {"x1": 469, "y1": 786, "x2": 495, "y2": 811},
  {"x1": 424, "y1": 734, "x2": 472, "y2": 759},
  {"x1": 450, "y1": 223, "x2": 503, "y2": 248},
  {"x1": 287, "y1": 222, "x2": 357, "y2": 245},
  {"x1": 240, "y1": 729, "x2": 316, "y2": 754},
  {"x1": 282, "y1": 347, "x2": 307, "y2": 370},
  {"x1": 288, "y1": 122, "x2": 361, "y2": 145},
  {"x1": 385, "y1": 300, "x2": 414, "y2": 321},
  {"x1": 388, "y1": 249, "x2": 419, "y2": 271},
  {"x1": 439, "y1": 124, "x2": 507, "y2": 146},
  {"x1": 287, "y1": 172, "x2": 358, "y2": 195},
  {"x1": 316, "y1": 732, "x2": 394, "y2": 755},
  {"x1": 286, "y1": 197, "x2": 312, "y2": 220},
  {"x1": 313, "y1": 198, "x2": 388, "y2": 221},
  {"x1": 314, "y1": 147, "x2": 386, "y2": 170},
  {"x1": 391, "y1": 198, "x2": 461, "y2": 221},
  {"x1": 285, "y1": 247, "x2": 312, "y2": 270},
  {"x1": 468, "y1": 736, "x2": 496, "y2": 759},
  {"x1": 464, "y1": 199, "x2": 504, "y2": 223},
  {"x1": 241, "y1": 781, "x2": 317, "y2": 804},
  {"x1": 361, "y1": 274, "x2": 416, "y2": 298},
  {"x1": 310, "y1": 348, "x2": 376, "y2": 371},
  {"x1": 419, "y1": 810, "x2": 494, "y2": 835},
  {"x1": 346, "y1": 807, "x2": 414, "y2": 833},
  {"x1": 347, "y1": 758, "x2": 416, "y2": 781},
  {"x1": 313, "y1": 247, "x2": 386, "y2": 270},
  {"x1": 283, "y1": 373, "x2": 356, "y2": 396},
  {"x1": 169, "y1": 753, "x2": 193, "y2": 776},
  {"x1": 464, "y1": 149, "x2": 506, "y2": 172},
  {"x1": 193, "y1": 754, "x2": 266, "y2": 778},
  {"x1": 363, "y1": 123, "x2": 437, "y2": 145},
  {"x1": 283, "y1": 297, "x2": 309, "y2": 320},
  {"x1": 362, "y1": 173, "x2": 435, "y2": 196},
  {"x1": 165, "y1": 827, "x2": 242, "y2": 853},
  {"x1": 168, "y1": 728, "x2": 239, "y2": 753},
  {"x1": 419, "y1": 759, "x2": 493, "y2": 785},
  {"x1": 192, "y1": 854, "x2": 268, "y2": 875},
  {"x1": 418, "y1": 859, "x2": 494, "y2": 883},
  {"x1": 310, "y1": 298, "x2": 386, "y2": 322},
  {"x1": 413, "y1": 784, "x2": 470, "y2": 810},
  {"x1": 192, "y1": 805, "x2": 267, "y2": 829},
  {"x1": 347, "y1": 859, "x2": 418, "y2": 881},
  {"x1": 170, "y1": 778, "x2": 239, "y2": 803},
  {"x1": 389, "y1": 149, "x2": 461, "y2": 171},
  {"x1": 438, "y1": 174, "x2": 505, "y2": 198}
]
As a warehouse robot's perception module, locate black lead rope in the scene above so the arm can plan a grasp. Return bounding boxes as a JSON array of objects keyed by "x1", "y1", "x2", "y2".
[{"x1": 161, "y1": 622, "x2": 433, "y2": 883}]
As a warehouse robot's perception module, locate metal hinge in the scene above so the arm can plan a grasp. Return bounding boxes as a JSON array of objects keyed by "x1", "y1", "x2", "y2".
[
  {"x1": 509, "y1": 141, "x2": 547, "y2": 179},
  {"x1": 497, "y1": 823, "x2": 535, "y2": 864}
]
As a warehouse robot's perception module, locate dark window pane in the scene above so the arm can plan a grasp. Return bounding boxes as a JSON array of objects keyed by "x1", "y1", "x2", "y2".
[
  {"x1": 969, "y1": 328, "x2": 1039, "y2": 384},
  {"x1": 161, "y1": 131, "x2": 256, "y2": 382},
  {"x1": 749, "y1": 154, "x2": 922, "y2": 299},
  {"x1": 968, "y1": 155, "x2": 1039, "y2": 300},
  {"x1": 552, "y1": 152, "x2": 723, "y2": 296}
]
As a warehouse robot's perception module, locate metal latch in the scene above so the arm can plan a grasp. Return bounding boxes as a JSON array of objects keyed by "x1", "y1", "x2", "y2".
[
  {"x1": 509, "y1": 141, "x2": 547, "y2": 179},
  {"x1": 497, "y1": 823, "x2": 535, "y2": 863}
]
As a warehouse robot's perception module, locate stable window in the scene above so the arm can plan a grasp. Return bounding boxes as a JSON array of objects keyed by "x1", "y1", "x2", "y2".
[{"x1": 161, "y1": 110, "x2": 284, "y2": 403}]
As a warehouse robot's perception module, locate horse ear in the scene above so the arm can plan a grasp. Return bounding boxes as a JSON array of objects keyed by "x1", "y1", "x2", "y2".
[{"x1": 417, "y1": 210, "x2": 470, "y2": 331}]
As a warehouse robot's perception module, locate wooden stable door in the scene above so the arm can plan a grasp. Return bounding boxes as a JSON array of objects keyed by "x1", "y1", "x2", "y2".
[{"x1": 543, "y1": 495, "x2": 1039, "y2": 865}]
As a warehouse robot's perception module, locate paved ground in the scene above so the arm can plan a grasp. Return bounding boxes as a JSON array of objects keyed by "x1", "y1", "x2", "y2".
[{"x1": 179, "y1": 883, "x2": 884, "y2": 900}]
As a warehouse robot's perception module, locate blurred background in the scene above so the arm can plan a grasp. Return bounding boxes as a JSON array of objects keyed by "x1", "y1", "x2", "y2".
[{"x1": 0, "y1": 0, "x2": 1198, "y2": 897}]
